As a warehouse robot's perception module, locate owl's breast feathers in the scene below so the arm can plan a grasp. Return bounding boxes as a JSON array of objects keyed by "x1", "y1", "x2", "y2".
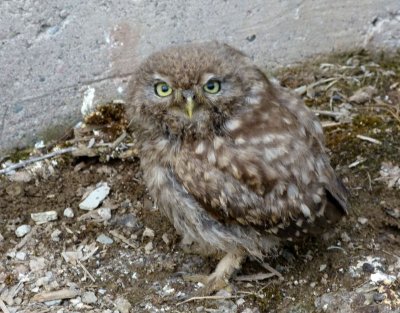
[{"x1": 172, "y1": 91, "x2": 349, "y2": 240}]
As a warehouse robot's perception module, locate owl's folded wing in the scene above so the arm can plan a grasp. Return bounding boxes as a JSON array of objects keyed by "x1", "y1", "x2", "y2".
[{"x1": 174, "y1": 134, "x2": 348, "y2": 238}]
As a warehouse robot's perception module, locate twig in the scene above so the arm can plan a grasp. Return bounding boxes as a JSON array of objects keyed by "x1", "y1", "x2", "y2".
[
  {"x1": 327, "y1": 246, "x2": 347, "y2": 254},
  {"x1": 321, "y1": 121, "x2": 342, "y2": 128},
  {"x1": 31, "y1": 289, "x2": 80, "y2": 303},
  {"x1": 356, "y1": 135, "x2": 382, "y2": 145},
  {"x1": 78, "y1": 260, "x2": 96, "y2": 282},
  {"x1": 0, "y1": 147, "x2": 76, "y2": 175},
  {"x1": 312, "y1": 110, "x2": 344, "y2": 118},
  {"x1": 348, "y1": 158, "x2": 367, "y2": 168},
  {"x1": 177, "y1": 295, "x2": 239, "y2": 306},
  {"x1": 260, "y1": 262, "x2": 284, "y2": 280},
  {"x1": 109, "y1": 230, "x2": 138, "y2": 249},
  {"x1": 0, "y1": 299, "x2": 10, "y2": 313}
]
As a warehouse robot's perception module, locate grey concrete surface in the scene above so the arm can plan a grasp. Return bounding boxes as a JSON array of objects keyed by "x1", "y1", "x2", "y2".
[{"x1": 1, "y1": 0, "x2": 399, "y2": 154}]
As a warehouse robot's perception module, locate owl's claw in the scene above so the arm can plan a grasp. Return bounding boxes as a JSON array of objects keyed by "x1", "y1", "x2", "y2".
[{"x1": 184, "y1": 274, "x2": 230, "y2": 296}]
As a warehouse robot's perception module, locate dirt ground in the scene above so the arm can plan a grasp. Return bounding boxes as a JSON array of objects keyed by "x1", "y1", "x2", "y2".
[{"x1": 1, "y1": 51, "x2": 400, "y2": 313}]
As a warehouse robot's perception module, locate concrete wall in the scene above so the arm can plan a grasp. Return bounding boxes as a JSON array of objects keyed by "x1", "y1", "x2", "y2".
[{"x1": 1, "y1": 0, "x2": 399, "y2": 154}]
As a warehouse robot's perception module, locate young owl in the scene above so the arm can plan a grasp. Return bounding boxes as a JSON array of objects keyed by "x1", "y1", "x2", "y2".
[{"x1": 126, "y1": 42, "x2": 349, "y2": 294}]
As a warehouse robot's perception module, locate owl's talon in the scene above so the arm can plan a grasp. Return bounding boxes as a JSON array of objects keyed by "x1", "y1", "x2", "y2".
[{"x1": 190, "y1": 275, "x2": 230, "y2": 296}]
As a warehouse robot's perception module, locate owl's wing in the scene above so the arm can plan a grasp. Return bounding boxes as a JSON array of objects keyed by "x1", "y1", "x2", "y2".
[{"x1": 173, "y1": 94, "x2": 348, "y2": 237}]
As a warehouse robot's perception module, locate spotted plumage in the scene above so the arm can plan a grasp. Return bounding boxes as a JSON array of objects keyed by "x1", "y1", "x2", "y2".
[{"x1": 127, "y1": 42, "x2": 349, "y2": 293}]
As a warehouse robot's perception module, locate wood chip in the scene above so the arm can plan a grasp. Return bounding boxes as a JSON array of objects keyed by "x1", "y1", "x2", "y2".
[{"x1": 31, "y1": 289, "x2": 80, "y2": 303}]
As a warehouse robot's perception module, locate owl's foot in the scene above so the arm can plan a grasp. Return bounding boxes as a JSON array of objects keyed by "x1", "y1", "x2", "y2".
[{"x1": 184, "y1": 250, "x2": 245, "y2": 296}]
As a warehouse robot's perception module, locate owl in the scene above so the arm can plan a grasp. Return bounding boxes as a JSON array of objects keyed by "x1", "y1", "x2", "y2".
[{"x1": 127, "y1": 42, "x2": 349, "y2": 294}]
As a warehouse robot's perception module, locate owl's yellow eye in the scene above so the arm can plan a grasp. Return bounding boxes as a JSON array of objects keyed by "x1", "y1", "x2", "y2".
[
  {"x1": 155, "y1": 82, "x2": 173, "y2": 97},
  {"x1": 203, "y1": 80, "x2": 221, "y2": 94}
]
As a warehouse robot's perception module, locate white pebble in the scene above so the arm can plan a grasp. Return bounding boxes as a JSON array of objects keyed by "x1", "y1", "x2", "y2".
[
  {"x1": 115, "y1": 297, "x2": 132, "y2": 313},
  {"x1": 51, "y1": 229, "x2": 62, "y2": 242},
  {"x1": 31, "y1": 210, "x2": 58, "y2": 224},
  {"x1": 357, "y1": 217, "x2": 368, "y2": 225},
  {"x1": 142, "y1": 227, "x2": 155, "y2": 240},
  {"x1": 64, "y1": 207, "x2": 74, "y2": 218},
  {"x1": 15, "y1": 224, "x2": 31, "y2": 238},
  {"x1": 96, "y1": 234, "x2": 113, "y2": 245},
  {"x1": 82, "y1": 291, "x2": 97, "y2": 304},
  {"x1": 79, "y1": 182, "x2": 110, "y2": 211},
  {"x1": 15, "y1": 251, "x2": 27, "y2": 261},
  {"x1": 144, "y1": 241, "x2": 153, "y2": 254},
  {"x1": 97, "y1": 207, "x2": 112, "y2": 220}
]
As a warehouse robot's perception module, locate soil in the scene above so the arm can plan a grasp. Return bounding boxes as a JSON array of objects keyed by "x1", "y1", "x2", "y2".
[{"x1": 0, "y1": 51, "x2": 400, "y2": 312}]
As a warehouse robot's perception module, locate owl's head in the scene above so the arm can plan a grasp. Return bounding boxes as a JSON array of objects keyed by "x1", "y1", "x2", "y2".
[{"x1": 127, "y1": 42, "x2": 273, "y2": 141}]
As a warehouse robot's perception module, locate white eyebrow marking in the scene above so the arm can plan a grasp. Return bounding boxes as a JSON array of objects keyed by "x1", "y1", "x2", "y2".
[
  {"x1": 153, "y1": 73, "x2": 172, "y2": 85},
  {"x1": 200, "y1": 73, "x2": 217, "y2": 85}
]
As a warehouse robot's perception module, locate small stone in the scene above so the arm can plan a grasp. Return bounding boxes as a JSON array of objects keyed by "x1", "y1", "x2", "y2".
[
  {"x1": 64, "y1": 207, "x2": 74, "y2": 218},
  {"x1": 29, "y1": 257, "x2": 47, "y2": 272},
  {"x1": 51, "y1": 229, "x2": 62, "y2": 242},
  {"x1": 9, "y1": 171, "x2": 32, "y2": 183},
  {"x1": 341, "y1": 232, "x2": 351, "y2": 242},
  {"x1": 97, "y1": 207, "x2": 112, "y2": 220},
  {"x1": 319, "y1": 264, "x2": 327, "y2": 272},
  {"x1": 362, "y1": 262, "x2": 375, "y2": 273},
  {"x1": 236, "y1": 298, "x2": 245, "y2": 306},
  {"x1": 357, "y1": 217, "x2": 368, "y2": 225},
  {"x1": 79, "y1": 182, "x2": 110, "y2": 210},
  {"x1": 373, "y1": 292, "x2": 386, "y2": 302},
  {"x1": 31, "y1": 210, "x2": 58, "y2": 224},
  {"x1": 15, "y1": 224, "x2": 31, "y2": 237},
  {"x1": 115, "y1": 297, "x2": 132, "y2": 313},
  {"x1": 6, "y1": 184, "x2": 23, "y2": 197},
  {"x1": 162, "y1": 233, "x2": 170, "y2": 245},
  {"x1": 96, "y1": 234, "x2": 113, "y2": 245},
  {"x1": 142, "y1": 227, "x2": 155, "y2": 240},
  {"x1": 349, "y1": 86, "x2": 377, "y2": 104},
  {"x1": 82, "y1": 291, "x2": 97, "y2": 304},
  {"x1": 15, "y1": 251, "x2": 27, "y2": 261},
  {"x1": 196, "y1": 306, "x2": 204, "y2": 312},
  {"x1": 144, "y1": 241, "x2": 153, "y2": 254},
  {"x1": 0, "y1": 233, "x2": 3, "y2": 242}
]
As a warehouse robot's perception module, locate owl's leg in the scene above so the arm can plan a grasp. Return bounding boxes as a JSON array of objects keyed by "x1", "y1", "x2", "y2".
[{"x1": 185, "y1": 250, "x2": 246, "y2": 295}]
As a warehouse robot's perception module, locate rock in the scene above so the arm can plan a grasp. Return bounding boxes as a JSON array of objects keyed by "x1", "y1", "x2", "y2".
[
  {"x1": 97, "y1": 207, "x2": 112, "y2": 220},
  {"x1": 31, "y1": 210, "x2": 58, "y2": 224},
  {"x1": 373, "y1": 292, "x2": 386, "y2": 303},
  {"x1": 79, "y1": 182, "x2": 110, "y2": 210},
  {"x1": 82, "y1": 291, "x2": 97, "y2": 304},
  {"x1": 362, "y1": 262, "x2": 375, "y2": 273},
  {"x1": 162, "y1": 233, "x2": 170, "y2": 245},
  {"x1": 115, "y1": 297, "x2": 132, "y2": 313},
  {"x1": 15, "y1": 251, "x2": 27, "y2": 261},
  {"x1": 6, "y1": 184, "x2": 23, "y2": 197},
  {"x1": 9, "y1": 171, "x2": 32, "y2": 183},
  {"x1": 112, "y1": 213, "x2": 141, "y2": 229},
  {"x1": 15, "y1": 224, "x2": 31, "y2": 237},
  {"x1": 96, "y1": 234, "x2": 113, "y2": 245},
  {"x1": 29, "y1": 257, "x2": 47, "y2": 272},
  {"x1": 0, "y1": 233, "x2": 3, "y2": 242},
  {"x1": 357, "y1": 217, "x2": 368, "y2": 225},
  {"x1": 144, "y1": 241, "x2": 153, "y2": 254},
  {"x1": 142, "y1": 227, "x2": 155, "y2": 240},
  {"x1": 63, "y1": 207, "x2": 74, "y2": 218},
  {"x1": 51, "y1": 229, "x2": 62, "y2": 242},
  {"x1": 45, "y1": 300, "x2": 62, "y2": 306}
]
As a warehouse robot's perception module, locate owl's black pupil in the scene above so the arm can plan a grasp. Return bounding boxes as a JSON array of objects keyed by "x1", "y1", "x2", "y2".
[
  {"x1": 161, "y1": 85, "x2": 169, "y2": 92},
  {"x1": 207, "y1": 82, "x2": 215, "y2": 89}
]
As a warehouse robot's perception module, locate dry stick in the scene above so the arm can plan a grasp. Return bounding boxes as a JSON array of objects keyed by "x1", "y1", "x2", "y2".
[
  {"x1": 31, "y1": 289, "x2": 80, "y2": 303},
  {"x1": 260, "y1": 262, "x2": 284, "y2": 280},
  {"x1": 177, "y1": 295, "x2": 240, "y2": 306},
  {"x1": 0, "y1": 299, "x2": 10, "y2": 313},
  {"x1": 0, "y1": 147, "x2": 76, "y2": 175},
  {"x1": 77, "y1": 260, "x2": 96, "y2": 282}
]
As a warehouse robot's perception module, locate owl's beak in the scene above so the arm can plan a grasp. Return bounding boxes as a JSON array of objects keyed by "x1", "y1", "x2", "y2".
[{"x1": 185, "y1": 97, "x2": 195, "y2": 119}]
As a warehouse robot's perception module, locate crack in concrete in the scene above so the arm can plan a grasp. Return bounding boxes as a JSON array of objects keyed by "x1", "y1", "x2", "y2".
[
  {"x1": 0, "y1": 104, "x2": 9, "y2": 141},
  {"x1": 7, "y1": 71, "x2": 134, "y2": 108}
]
